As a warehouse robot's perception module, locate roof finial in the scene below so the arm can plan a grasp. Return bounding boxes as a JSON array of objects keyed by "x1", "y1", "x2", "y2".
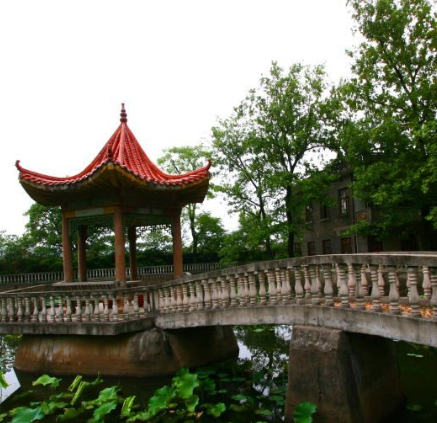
[{"x1": 120, "y1": 103, "x2": 128, "y2": 123}]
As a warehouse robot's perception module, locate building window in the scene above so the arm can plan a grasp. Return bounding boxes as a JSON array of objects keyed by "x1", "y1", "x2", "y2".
[
  {"x1": 338, "y1": 188, "x2": 350, "y2": 216},
  {"x1": 294, "y1": 243, "x2": 302, "y2": 257},
  {"x1": 340, "y1": 237, "x2": 353, "y2": 254},
  {"x1": 320, "y1": 204, "x2": 329, "y2": 220},
  {"x1": 305, "y1": 204, "x2": 313, "y2": 223},
  {"x1": 307, "y1": 241, "x2": 316, "y2": 256},
  {"x1": 322, "y1": 239, "x2": 332, "y2": 255},
  {"x1": 367, "y1": 236, "x2": 383, "y2": 252}
]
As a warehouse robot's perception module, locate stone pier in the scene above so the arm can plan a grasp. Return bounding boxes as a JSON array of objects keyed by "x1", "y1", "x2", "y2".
[
  {"x1": 285, "y1": 326, "x2": 404, "y2": 423},
  {"x1": 14, "y1": 326, "x2": 239, "y2": 377}
]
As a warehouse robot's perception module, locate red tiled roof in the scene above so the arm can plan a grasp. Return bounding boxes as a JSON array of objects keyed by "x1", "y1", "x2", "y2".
[{"x1": 16, "y1": 104, "x2": 211, "y2": 187}]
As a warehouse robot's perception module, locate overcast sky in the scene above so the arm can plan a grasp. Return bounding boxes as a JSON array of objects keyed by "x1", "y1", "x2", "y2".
[{"x1": 0, "y1": 0, "x2": 355, "y2": 235}]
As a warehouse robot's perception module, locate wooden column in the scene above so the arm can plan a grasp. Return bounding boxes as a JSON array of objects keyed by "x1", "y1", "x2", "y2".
[
  {"x1": 114, "y1": 206, "x2": 126, "y2": 285},
  {"x1": 172, "y1": 211, "x2": 183, "y2": 278},
  {"x1": 77, "y1": 225, "x2": 88, "y2": 282},
  {"x1": 62, "y1": 212, "x2": 74, "y2": 282},
  {"x1": 128, "y1": 226, "x2": 138, "y2": 281}
]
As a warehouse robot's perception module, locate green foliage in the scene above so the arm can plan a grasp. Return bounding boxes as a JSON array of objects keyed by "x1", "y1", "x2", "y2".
[
  {"x1": 213, "y1": 61, "x2": 338, "y2": 257},
  {"x1": 0, "y1": 371, "x2": 8, "y2": 388},
  {"x1": 339, "y1": 0, "x2": 437, "y2": 247},
  {"x1": 32, "y1": 374, "x2": 62, "y2": 388},
  {"x1": 293, "y1": 401, "x2": 317, "y2": 423},
  {"x1": 11, "y1": 406, "x2": 45, "y2": 423}
]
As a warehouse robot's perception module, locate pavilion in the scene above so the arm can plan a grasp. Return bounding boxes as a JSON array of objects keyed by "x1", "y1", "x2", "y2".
[{"x1": 16, "y1": 104, "x2": 211, "y2": 284}]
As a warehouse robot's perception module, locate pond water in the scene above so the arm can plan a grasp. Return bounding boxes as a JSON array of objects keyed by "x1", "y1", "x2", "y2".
[{"x1": 0, "y1": 328, "x2": 436, "y2": 422}]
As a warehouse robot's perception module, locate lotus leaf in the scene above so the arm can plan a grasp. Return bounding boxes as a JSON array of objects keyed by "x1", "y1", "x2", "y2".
[
  {"x1": 206, "y1": 402, "x2": 226, "y2": 417},
  {"x1": 32, "y1": 374, "x2": 61, "y2": 388},
  {"x1": 11, "y1": 407, "x2": 45, "y2": 423}
]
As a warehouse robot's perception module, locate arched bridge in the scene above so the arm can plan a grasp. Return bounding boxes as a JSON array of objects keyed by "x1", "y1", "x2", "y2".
[{"x1": 1, "y1": 253, "x2": 437, "y2": 347}]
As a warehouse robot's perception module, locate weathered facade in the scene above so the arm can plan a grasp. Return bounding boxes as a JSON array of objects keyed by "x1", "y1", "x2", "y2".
[{"x1": 300, "y1": 166, "x2": 421, "y2": 256}]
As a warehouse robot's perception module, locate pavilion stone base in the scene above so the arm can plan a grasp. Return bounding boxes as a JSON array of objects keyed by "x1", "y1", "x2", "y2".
[
  {"x1": 14, "y1": 326, "x2": 239, "y2": 377},
  {"x1": 284, "y1": 326, "x2": 404, "y2": 423}
]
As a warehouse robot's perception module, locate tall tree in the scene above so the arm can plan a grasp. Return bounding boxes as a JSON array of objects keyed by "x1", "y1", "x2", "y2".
[
  {"x1": 158, "y1": 145, "x2": 213, "y2": 262},
  {"x1": 213, "y1": 62, "x2": 337, "y2": 257},
  {"x1": 340, "y1": 0, "x2": 437, "y2": 247}
]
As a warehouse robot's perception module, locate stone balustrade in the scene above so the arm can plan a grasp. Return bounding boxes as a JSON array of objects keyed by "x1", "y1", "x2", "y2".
[
  {"x1": 0, "y1": 287, "x2": 154, "y2": 323},
  {"x1": 1, "y1": 254, "x2": 437, "y2": 340},
  {"x1": 0, "y1": 262, "x2": 233, "y2": 286}
]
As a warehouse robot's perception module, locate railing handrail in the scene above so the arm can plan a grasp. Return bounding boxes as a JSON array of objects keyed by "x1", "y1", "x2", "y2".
[{"x1": 0, "y1": 262, "x2": 237, "y2": 285}]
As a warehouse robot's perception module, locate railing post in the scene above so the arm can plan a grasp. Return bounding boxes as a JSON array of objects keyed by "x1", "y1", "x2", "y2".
[
  {"x1": 310, "y1": 265, "x2": 320, "y2": 306},
  {"x1": 294, "y1": 266, "x2": 305, "y2": 304},
  {"x1": 338, "y1": 264, "x2": 349, "y2": 308},
  {"x1": 369, "y1": 264, "x2": 382, "y2": 312},
  {"x1": 422, "y1": 266, "x2": 432, "y2": 300},
  {"x1": 322, "y1": 264, "x2": 333, "y2": 306},
  {"x1": 388, "y1": 266, "x2": 400, "y2": 315},
  {"x1": 303, "y1": 265, "x2": 311, "y2": 299},
  {"x1": 431, "y1": 272, "x2": 437, "y2": 322},
  {"x1": 407, "y1": 267, "x2": 420, "y2": 318}
]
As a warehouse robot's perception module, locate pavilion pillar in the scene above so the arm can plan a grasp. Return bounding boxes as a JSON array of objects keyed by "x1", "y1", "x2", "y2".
[
  {"x1": 128, "y1": 226, "x2": 138, "y2": 280},
  {"x1": 172, "y1": 211, "x2": 183, "y2": 278},
  {"x1": 62, "y1": 212, "x2": 74, "y2": 283},
  {"x1": 77, "y1": 225, "x2": 88, "y2": 282},
  {"x1": 114, "y1": 206, "x2": 127, "y2": 285}
]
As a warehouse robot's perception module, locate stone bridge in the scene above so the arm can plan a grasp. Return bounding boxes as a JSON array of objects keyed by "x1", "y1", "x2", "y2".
[
  {"x1": 2, "y1": 253, "x2": 437, "y2": 423},
  {"x1": 1, "y1": 253, "x2": 436, "y2": 345}
]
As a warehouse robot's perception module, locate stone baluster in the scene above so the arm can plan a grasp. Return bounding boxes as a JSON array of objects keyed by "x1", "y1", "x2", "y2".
[
  {"x1": 102, "y1": 296, "x2": 109, "y2": 321},
  {"x1": 407, "y1": 267, "x2": 420, "y2": 318},
  {"x1": 168, "y1": 286, "x2": 175, "y2": 312},
  {"x1": 347, "y1": 264, "x2": 357, "y2": 298},
  {"x1": 24, "y1": 297, "x2": 31, "y2": 322},
  {"x1": 75, "y1": 295, "x2": 82, "y2": 322},
  {"x1": 244, "y1": 274, "x2": 251, "y2": 305},
  {"x1": 111, "y1": 295, "x2": 118, "y2": 321},
  {"x1": 228, "y1": 275, "x2": 237, "y2": 307},
  {"x1": 176, "y1": 286, "x2": 183, "y2": 312},
  {"x1": 281, "y1": 268, "x2": 292, "y2": 304},
  {"x1": 388, "y1": 266, "x2": 400, "y2": 315},
  {"x1": 275, "y1": 268, "x2": 283, "y2": 303},
  {"x1": 0, "y1": 298, "x2": 7, "y2": 322},
  {"x1": 48, "y1": 296, "x2": 56, "y2": 322},
  {"x1": 369, "y1": 265, "x2": 381, "y2": 312},
  {"x1": 221, "y1": 277, "x2": 230, "y2": 308},
  {"x1": 158, "y1": 289, "x2": 165, "y2": 313},
  {"x1": 422, "y1": 266, "x2": 432, "y2": 300},
  {"x1": 7, "y1": 298, "x2": 14, "y2": 322},
  {"x1": 361, "y1": 265, "x2": 369, "y2": 296},
  {"x1": 237, "y1": 274, "x2": 246, "y2": 307},
  {"x1": 338, "y1": 264, "x2": 349, "y2": 308},
  {"x1": 65, "y1": 296, "x2": 72, "y2": 322},
  {"x1": 294, "y1": 266, "x2": 305, "y2": 304},
  {"x1": 123, "y1": 294, "x2": 130, "y2": 319},
  {"x1": 16, "y1": 298, "x2": 23, "y2": 322},
  {"x1": 195, "y1": 281, "x2": 204, "y2": 310},
  {"x1": 322, "y1": 264, "x2": 333, "y2": 306},
  {"x1": 212, "y1": 278, "x2": 220, "y2": 309},
  {"x1": 352, "y1": 264, "x2": 365, "y2": 310},
  {"x1": 162, "y1": 288, "x2": 169, "y2": 313},
  {"x1": 40, "y1": 296, "x2": 47, "y2": 322},
  {"x1": 57, "y1": 296, "x2": 65, "y2": 322},
  {"x1": 189, "y1": 282, "x2": 197, "y2": 311},
  {"x1": 258, "y1": 272, "x2": 267, "y2": 305},
  {"x1": 92, "y1": 295, "x2": 100, "y2": 321},
  {"x1": 248, "y1": 272, "x2": 257, "y2": 306},
  {"x1": 378, "y1": 265, "x2": 386, "y2": 296},
  {"x1": 431, "y1": 272, "x2": 437, "y2": 321},
  {"x1": 82, "y1": 296, "x2": 91, "y2": 321},
  {"x1": 202, "y1": 280, "x2": 211, "y2": 309},
  {"x1": 182, "y1": 284, "x2": 190, "y2": 312},
  {"x1": 303, "y1": 266, "x2": 311, "y2": 299},
  {"x1": 266, "y1": 269, "x2": 277, "y2": 304},
  {"x1": 133, "y1": 293, "x2": 139, "y2": 318},
  {"x1": 309, "y1": 265, "x2": 320, "y2": 305},
  {"x1": 31, "y1": 297, "x2": 39, "y2": 322}
]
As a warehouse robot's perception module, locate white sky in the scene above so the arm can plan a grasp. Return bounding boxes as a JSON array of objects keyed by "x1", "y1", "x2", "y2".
[{"x1": 0, "y1": 0, "x2": 355, "y2": 235}]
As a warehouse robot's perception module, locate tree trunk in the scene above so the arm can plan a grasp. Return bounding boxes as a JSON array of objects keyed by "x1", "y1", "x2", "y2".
[{"x1": 285, "y1": 186, "x2": 295, "y2": 257}]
